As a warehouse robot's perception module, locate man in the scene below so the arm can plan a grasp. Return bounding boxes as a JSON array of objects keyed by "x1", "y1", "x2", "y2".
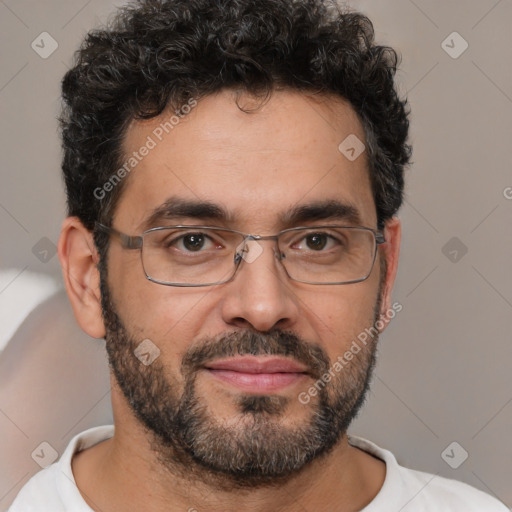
[{"x1": 9, "y1": 0, "x2": 508, "y2": 510}]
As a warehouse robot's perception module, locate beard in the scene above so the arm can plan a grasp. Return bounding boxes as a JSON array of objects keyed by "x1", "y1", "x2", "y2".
[{"x1": 100, "y1": 274, "x2": 382, "y2": 489}]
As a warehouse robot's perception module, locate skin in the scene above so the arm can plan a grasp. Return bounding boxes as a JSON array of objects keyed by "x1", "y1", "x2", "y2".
[{"x1": 58, "y1": 89, "x2": 401, "y2": 512}]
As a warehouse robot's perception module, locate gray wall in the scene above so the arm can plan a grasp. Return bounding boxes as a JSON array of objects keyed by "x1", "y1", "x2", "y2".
[
  {"x1": 351, "y1": 1, "x2": 512, "y2": 506},
  {"x1": 1, "y1": 0, "x2": 511, "y2": 508}
]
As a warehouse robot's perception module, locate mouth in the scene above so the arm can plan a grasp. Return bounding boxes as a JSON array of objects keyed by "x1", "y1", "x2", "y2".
[{"x1": 203, "y1": 356, "x2": 310, "y2": 393}]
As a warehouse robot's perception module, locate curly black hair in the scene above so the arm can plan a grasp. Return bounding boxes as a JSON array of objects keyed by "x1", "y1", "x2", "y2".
[{"x1": 60, "y1": 0, "x2": 411, "y2": 258}]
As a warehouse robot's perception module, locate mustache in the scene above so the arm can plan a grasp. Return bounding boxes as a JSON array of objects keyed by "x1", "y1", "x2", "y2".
[{"x1": 181, "y1": 329, "x2": 330, "y2": 379}]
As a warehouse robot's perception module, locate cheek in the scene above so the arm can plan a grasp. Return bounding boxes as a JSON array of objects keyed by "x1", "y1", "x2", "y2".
[
  {"x1": 108, "y1": 260, "x2": 210, "y2": 366},
  {"x1": 308, "y1": 283, "x2": 379, "y2": 358},
  {"x1": 109, "y1": 248, "x2": 194, "y2": 325}
]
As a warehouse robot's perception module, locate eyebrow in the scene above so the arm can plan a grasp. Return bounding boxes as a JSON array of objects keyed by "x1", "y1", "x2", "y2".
[
  {"x1": 141, "y1": 197, "x2": 234, "y2": 230},
  {"x1": 281, "y1": 199, "x2": 362, "y2": 227},
  {"x1": 139, "y1": 196, "x2": 363, "y2": 231}
]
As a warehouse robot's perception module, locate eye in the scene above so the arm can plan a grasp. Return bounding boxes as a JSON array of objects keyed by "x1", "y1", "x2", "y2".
[
  {"x1": 305, "y1": 233, "x2": 329, "y2": 251},
  {"x1": 293, "y1": 232, "x2": 341, "y2": 251},
  {"x1": 167, "y1": 232, "x2": 220, "y2": 252}
]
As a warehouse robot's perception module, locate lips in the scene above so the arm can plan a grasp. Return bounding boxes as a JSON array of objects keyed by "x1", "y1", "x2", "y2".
[
  {"x1": 203, "y1": 356, "x2": 309, "y2": 393},
  {"x1": 204, "y1": 356, "x2": 309, "y2": 374}
]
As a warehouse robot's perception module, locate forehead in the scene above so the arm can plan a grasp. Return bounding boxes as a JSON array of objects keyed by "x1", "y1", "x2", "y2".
[{"x1": 114, "y1": 89, "x2": 376, "y2": 231}]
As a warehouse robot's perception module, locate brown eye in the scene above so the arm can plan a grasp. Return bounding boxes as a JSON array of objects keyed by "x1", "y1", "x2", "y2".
[
  {"x1": 163, "y1": 232, "x2": 216, "y2": 252},
  {"x1": 181, "y1": 233, "x2": 206, "y2": 251},
  {"x1": 305, "y1": 233, "x2": 328, "y2": 250}
]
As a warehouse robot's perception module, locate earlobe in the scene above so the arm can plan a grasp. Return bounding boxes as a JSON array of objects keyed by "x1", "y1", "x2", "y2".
[
  {"x1": 378, "y1": 217, "x2": 401, "y2": 323},
  {"x1": 57, "y1": 217, "x2": 106, "y2": 339}
]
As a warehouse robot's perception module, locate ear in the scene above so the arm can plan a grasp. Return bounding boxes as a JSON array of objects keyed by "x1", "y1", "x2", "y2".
[
  {"x1": 377, "y1": 216, "x2": 401, "y2": 326},
  {"x1": 57, "y1": 217, "x2": 106, "y2": 339}
]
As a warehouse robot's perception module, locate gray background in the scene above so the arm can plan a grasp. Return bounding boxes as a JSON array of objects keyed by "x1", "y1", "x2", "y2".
[{"x1": 0, "y1": 0, "x2": 511, "y2": 509}]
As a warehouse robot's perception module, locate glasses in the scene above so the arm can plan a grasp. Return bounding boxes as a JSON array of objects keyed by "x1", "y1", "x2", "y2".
[{"x1": 95, "y1": 223, "x2": 385, "y2": 287}]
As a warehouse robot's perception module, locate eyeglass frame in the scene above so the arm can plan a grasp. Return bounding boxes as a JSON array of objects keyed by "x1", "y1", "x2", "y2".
[{"x1": 95, "y1": 222, "x2": 386, "y2": 287}]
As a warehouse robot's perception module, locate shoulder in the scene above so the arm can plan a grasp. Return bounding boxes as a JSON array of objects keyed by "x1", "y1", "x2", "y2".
[
  {"x1": 8, "y1": 425, "x2": 114, "y2": 512},
  {"x1": 400, "y1": 467, "x2": 509, "y2": 511},
  {"x1": 8, "y1": 465, "x2": 65, "y2": 512},
  {"x1": 349, "y1": 435, "x2": 508, "y2": 512}
]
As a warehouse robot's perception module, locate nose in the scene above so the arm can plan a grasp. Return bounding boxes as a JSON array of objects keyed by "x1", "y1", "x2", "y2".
[{"x1": 220, "y1": 239, "x2": 300, "y2": 332}]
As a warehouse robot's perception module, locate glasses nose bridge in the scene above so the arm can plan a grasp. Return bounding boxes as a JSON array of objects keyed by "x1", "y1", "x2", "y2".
[
  {"x1": 245, "y1": 233, "x2": 279, "y2": 242},
  {"x1": 243, "y1": 233, "x2": 282, "y2": 253}
]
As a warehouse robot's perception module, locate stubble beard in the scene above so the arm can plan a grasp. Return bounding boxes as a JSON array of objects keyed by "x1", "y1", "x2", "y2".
[{"x1": 100, "y1": 272, "x2": 382, "y2": 489}]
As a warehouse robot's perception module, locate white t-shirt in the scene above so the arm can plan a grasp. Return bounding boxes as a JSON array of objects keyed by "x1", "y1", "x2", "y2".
[{"x1": 8, "y1": 425, "x2": 508, "y2": 512}]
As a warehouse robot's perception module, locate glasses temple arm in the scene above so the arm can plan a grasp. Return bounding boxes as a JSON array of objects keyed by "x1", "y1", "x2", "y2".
[{"x1": 95, "y1": 223, "x2": 143, "y2": 249}]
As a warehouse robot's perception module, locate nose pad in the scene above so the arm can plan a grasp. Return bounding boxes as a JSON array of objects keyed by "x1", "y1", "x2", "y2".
[
  {"x1": 234, "y1": 239, "x2": 248, "y2": 265},
  {"x1": 234, "y1": 238, "x2": 264, "y2": 265},
  {"x1": 234, "y1": 238, "x2": 285, "y2": 267}
]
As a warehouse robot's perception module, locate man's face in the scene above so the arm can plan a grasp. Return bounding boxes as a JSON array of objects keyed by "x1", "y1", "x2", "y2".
[{"x1": 101, "y1": 90, "x2": 385, "y2": 487}]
